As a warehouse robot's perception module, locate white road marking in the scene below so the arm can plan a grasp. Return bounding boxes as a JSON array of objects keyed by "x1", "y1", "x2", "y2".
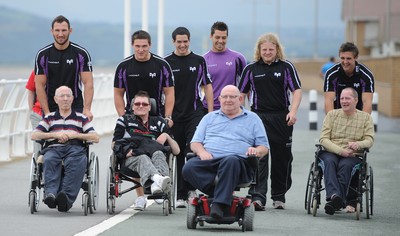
[{"x1": 74, "y1": 200, "x2": 154, "y2": 236}]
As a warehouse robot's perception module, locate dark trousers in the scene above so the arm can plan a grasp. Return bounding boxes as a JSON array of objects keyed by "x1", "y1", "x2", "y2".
[
  {"x1": 319, "y1": 151, "x2": 361, "y2": 202},
  {"x1": 43, "y1": 145, "x2": 87, "y2": 208},
  {"x1": 182, "y1": 155, "x2": 253, "y2": 206},
  {"x1": 249, "y1": 111, "x2": 293, "y2": 204},
  {"x1": 171, "y1": 114, "x2": 203, "y2": 200}
]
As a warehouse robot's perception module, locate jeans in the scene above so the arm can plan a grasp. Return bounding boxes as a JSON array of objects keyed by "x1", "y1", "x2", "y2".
[{"x1": 43, "y1": 145, "x2": 87, "y2": 208}]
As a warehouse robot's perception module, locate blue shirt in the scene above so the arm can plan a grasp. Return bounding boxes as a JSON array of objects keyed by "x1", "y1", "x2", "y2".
[{"x1": 191, "y1": 107, "x2": 269, "y2": 158}]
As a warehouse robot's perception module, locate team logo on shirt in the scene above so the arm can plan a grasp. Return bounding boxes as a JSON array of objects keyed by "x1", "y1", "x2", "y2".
[
  {"x1": 66, "y1": 59, "x2": 74, "y2": 65},
  {"x1": 128, "y1": 122, "x2": 139, "y2": 127},
  {"x1": 149, "y1": 72, "x2": 156, "y2": 78},
  {"x1": 274, "y1": 72, "x2": 281, "y2": 78},
  {"x1": 150, "y1": 125, "x2": 158, "y2": 131},
  {"x1": 225, "y1": 61, "x2": 233, "y2": 66},
  {"x1": 353, "y1": 83, "x2": 360, "y2": 88},
  {"x1": 189, "y1": 67, "x2": 196, "y2": 72}
]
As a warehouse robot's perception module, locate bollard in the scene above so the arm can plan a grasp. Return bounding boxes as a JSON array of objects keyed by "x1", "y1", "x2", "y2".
[
  {"x1": 309, "y1": 90, "x2": 318, "y2": 130},
  {"x1": 372, "y1": 92, "x2": 378, "y2": 132}
]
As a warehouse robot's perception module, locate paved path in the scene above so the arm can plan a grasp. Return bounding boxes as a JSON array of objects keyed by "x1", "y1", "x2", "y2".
[{"x1": 1, "y1": 92, "x2": 399, "y2": 235}]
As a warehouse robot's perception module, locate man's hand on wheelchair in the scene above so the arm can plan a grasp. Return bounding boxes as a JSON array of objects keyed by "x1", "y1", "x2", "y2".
[{"x1": 246, "y1": 147, "x2": 264, "y2": 159}]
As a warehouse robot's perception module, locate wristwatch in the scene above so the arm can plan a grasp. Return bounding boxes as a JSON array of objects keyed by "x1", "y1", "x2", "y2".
[{"x1": 165, "y1": 115, "x2": 172, "y2": 122}]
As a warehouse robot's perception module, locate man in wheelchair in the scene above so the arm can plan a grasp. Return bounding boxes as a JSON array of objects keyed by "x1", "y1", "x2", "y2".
[
  {"x1": 182, "y1": 85, "x2": 269, "y2": 219},
  {"x1": 319, "y1": 87, "x2": 374, "y2": 215},
  {"x1": 31, "y1": 86, "x2": 100, "y2": 212},
  {"x1": 112, "y1": 91, "x2": 180, "y2": 210}
]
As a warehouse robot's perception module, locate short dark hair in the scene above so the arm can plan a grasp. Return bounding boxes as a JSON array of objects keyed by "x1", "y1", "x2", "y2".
[
  {"x1": 131, "y1": 30, "x2": 151, "y2": 45},
  {"x1": 339, "y1": 42, "x2": 359, "y2": 58},
  {"x1": 52, "y1": 15, "x2": 70, "y2": 29},
  {"x1": 172, "y1": 27, "x2": 190, "y2": 41},
  {"x1": 131, "y1": 90, "x2": 150, "y2": 107},
  {"x1": 210, "y1": 21, "x2": 228, "y2": 36}
]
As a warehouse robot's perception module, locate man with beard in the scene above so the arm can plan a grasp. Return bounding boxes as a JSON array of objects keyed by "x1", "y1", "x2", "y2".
[{"x1": 34, "y1": 15, "x2": 94, "y2": 120}]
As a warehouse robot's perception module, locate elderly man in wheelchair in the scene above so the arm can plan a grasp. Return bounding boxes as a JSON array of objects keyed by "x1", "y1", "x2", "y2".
[
  {"x1": 31, "y1": 86, "x2": 100, "y2": 212},
  {"x1": 319, "y1": 87, "x2": 374, "y2": 215},
  {"x1": 182, "y1": 85, "x2": 269, "y2": 231},
  {"x1": 112, "y1": 90, "x2": 180, "y2": 211}
]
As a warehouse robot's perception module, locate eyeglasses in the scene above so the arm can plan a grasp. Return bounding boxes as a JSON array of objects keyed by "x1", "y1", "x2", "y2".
[
  {"x1": 220, "y1": 95, "x2": 239, "y2": 100},
  {"x1": 133, "y1": 102, "x2": 150, "y2": 107}
]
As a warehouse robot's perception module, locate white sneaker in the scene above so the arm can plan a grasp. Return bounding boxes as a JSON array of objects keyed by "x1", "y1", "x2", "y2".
[
  {"x1": 154, "y1": 199, "x2": 164, "y2": 205},
  {"x1": 273, "y1": 201, "x2": 285, "y2": 209},
  {"x1": 134, "y1": 196, "x2": 147, "y2": 211},
  {"x1": 151, "y1": 174, "x2": 171, "y2": 194},
  {"x1": 176, "y1": 199, "x2": 186, "y2": 208},
  {"x1": 187, "y1": 190, "x2": 197, "y2": 202}
]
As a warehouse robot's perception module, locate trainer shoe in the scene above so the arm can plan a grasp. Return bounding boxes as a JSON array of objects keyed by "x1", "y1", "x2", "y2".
[
  {"x1": 176, "y1": 199, "x2": 186, "y2": 208},
  {"x1": 134, "y1": 196, "x2": 147, "y2": 211},
  {"x1": 151, "y1": 174, "x2": 171, "y2": 194},
  {"x1": 253, "y1": 200, "x2": 266, "y2": 211},
  {"x1": 44, "y1": 193, "x2": 56, "y2": 209},
  {"x1": 273, "y1": 200, "x2": 285, "y2": 209},
  {"x1": 324, "y1": 195, "x2": 344, "y2": 215}
]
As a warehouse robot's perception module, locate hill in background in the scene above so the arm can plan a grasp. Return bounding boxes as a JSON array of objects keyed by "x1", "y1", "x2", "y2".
[{"x1": 0, "y1": 6, "x2": 344, "y2": 67}]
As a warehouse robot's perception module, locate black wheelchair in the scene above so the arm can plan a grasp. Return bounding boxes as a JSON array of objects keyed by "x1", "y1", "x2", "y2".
[
  {"x1": 106, "y1": 98, "x2": 177, "y2": 216},
  {"x1": 106, "y1": 149, "x2": 177, "y2": 216},
  {"x1": 186, "y1": 154, "x2": 258, "y2": 232},
  {"x1": 28, "y1": 141, "x2": 99, "y2": 215},
  {"x1": 304, "y1": 144, "x2": 374, "y2": 220}
]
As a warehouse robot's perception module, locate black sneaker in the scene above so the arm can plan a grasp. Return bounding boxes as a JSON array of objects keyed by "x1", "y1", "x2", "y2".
[
  {"x1": 44, "y1": 193, "x2": 57, "y2": 209},
  {"x1": 325, "y1": 195, "x2": 344, "y2": 215},
  {"x1": 56, "y1": 192, "x2": 69, "y2": 212}
]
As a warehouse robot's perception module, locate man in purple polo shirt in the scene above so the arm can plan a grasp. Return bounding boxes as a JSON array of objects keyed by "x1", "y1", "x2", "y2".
[{"x1": 203, "y1": 21, "x2": 247, "y2": 111}]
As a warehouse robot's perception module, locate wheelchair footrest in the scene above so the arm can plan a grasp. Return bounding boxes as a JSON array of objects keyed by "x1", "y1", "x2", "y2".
[
  {"x1": 198, "y1": 216, "x2": 236, "y2": 224},
  {"x1": 147, "y1": 193, "x2": 168, "y2": 200}
]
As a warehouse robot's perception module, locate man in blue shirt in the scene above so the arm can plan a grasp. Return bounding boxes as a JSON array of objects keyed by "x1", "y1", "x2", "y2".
[{"x1": 182, "y1": 85, "x2": 269, "y2": 219}]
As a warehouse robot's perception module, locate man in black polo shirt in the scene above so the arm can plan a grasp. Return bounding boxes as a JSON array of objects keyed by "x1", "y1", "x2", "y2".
[
  {"x1": 164, "y1": 27, "x2": 213, "y2": 208},
  {"x1": 113, "y1": 30, "x2": 175, "y2": 210},
  {"x1": 324, "y1": 42, "x2": 375, "y2": 114},
  {"x1": 34, "y1": 15, "x2": 94, "y2": 120}
]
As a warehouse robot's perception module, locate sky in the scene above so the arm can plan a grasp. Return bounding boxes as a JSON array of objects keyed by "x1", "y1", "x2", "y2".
[{"x1": 0, "y1": 0, "x2": 344, "y2": 29}]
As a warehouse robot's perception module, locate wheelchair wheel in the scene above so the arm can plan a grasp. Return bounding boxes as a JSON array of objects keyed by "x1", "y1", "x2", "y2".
[
  {"x1": 106, "y1": 155, "x2": 116, "y2": 215},
  {"x1": 88, "y1": 152, "x2": 99, "y2": 214},
  {"x1": 356, "y1": 202, "x2": 361, "y2": 220},
  {"x1": 366, "y1": 165, "x2": 373, "y2": 219},
  {"x1": 28, "y1": 154, "x2": 41, "y2": 214},
  {"x1": 242, "y1": 202, "x2": 255, "y2": 232},
  {"x1": 311, "y1": 197, "x2": 318, "y2": 216},
  {"x1": 83, "y1": 192, "x2": 89, "y2": 216},
  {"x1": 369, "y1": 166, "x2": 374, "y2": 216},
  {"x1": 29, "y1": 191, "x2": 37, "y2": 214},
  {"x1": 163, "y1": 199, "x2": 169, "y2": 216},
  {"x1": 169, "y1": 154, "x2": 177, "y2": 211},
  {"x1": 305, "y1": 162, "x2": 315, "y2": 214},
  {"x1": 187, "y1": 204, "x2": 197, "y2": 229}
]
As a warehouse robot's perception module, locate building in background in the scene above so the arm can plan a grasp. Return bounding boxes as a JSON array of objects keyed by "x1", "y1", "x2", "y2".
[{"x1": 342, "y1": 0, "x2": 400, "y2": 57}]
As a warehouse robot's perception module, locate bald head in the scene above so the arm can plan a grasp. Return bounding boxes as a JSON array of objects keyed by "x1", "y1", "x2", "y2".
[
  {"x1": 219, "y1": 85, "x2": 242, "y2": 116},
  {"x1": 221, "y1": 85, "x2": 240, "y2": 95}
]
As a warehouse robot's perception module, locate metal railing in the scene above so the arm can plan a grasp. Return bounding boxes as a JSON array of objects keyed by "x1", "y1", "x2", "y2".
[{"x1": 0, "y1": 74, "x2": 117, "y2": 162}]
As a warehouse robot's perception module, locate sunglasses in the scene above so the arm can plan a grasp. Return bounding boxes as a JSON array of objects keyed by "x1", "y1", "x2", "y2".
[{"x1": 133, "y1": 102, "x2": 150, "y2": 107}]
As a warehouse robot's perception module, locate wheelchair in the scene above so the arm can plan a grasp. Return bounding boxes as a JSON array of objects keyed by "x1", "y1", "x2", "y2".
[
  {"x1": 106, "y1": 150, "x2": 177, "y2": 216},
  {"x1": 304, "y1": 144, "x2": 374, "y2": 220},
  {"x1": 186, "y1": 154, "x2": 257, "y2": 232},
  {"x1": 28, "y1": 142, "x2": 99, "y2": 216}
]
